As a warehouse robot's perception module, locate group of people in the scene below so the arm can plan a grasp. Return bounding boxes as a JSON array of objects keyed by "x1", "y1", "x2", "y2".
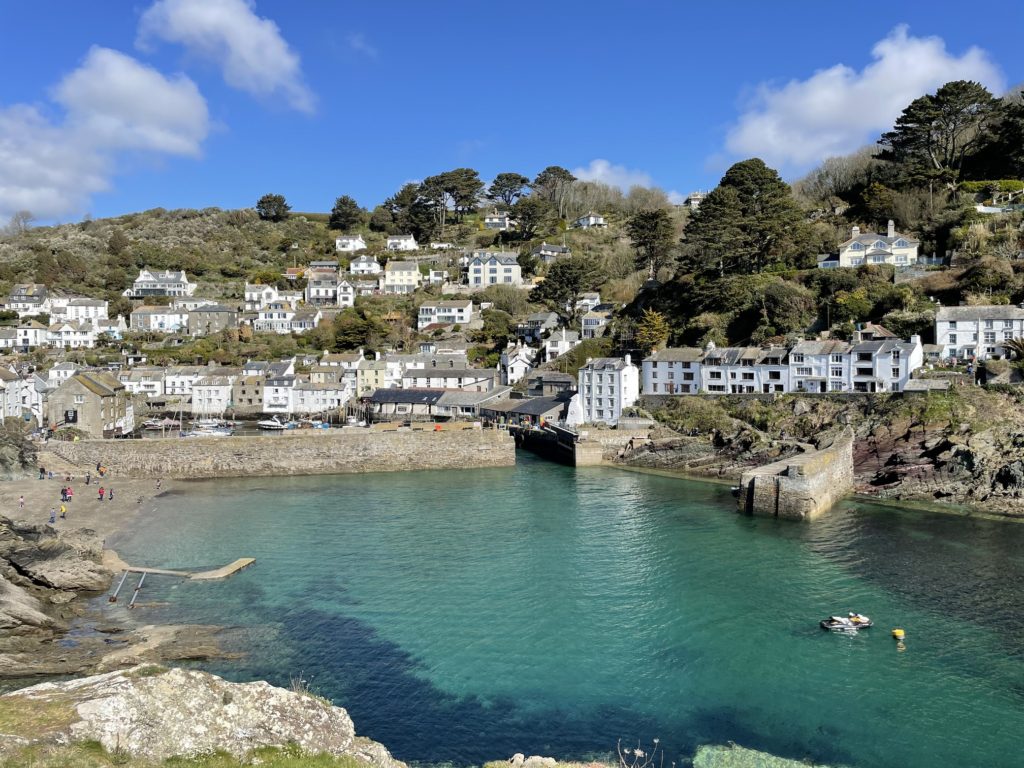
[{"x1": 33, "y1": 463, "x2": 116, "y2": 525}]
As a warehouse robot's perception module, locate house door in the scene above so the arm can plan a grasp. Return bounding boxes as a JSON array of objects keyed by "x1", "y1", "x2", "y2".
[{"x1": 819, "y1": 381, "x2": 826, "y2": 393}]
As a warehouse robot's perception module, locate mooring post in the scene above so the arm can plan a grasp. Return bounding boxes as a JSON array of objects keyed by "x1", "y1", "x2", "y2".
[
  {"x1": 128, "y1": 572, "x2": 146, "y2": 609},
  {"x1": 109, "y1": 570, "x2": 129, "y2": 603}
]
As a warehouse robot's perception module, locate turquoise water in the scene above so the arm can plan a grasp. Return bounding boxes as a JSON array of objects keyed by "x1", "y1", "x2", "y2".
[{"x1": 105, "y1": 456, "x2": 1024, "y2": 767}]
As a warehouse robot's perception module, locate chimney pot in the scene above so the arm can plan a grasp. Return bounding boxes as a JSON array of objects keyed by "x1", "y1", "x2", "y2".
[
  {"x1": 851, "y1": 225, "x2": 860, "y2": 238},
  {"x1": 887, "y1": 219, "x2": 895, "y2": 238}
]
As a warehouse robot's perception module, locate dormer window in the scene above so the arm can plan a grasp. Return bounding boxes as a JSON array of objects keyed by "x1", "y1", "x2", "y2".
[
  {"x1": 873, "y1": 240, "x2": 887, "y2": 250},
  {"x1": 894, "y1": 239, "x2": 907, "y2": 247},
  {"x1": 850, "y1": 242, "x2": 863, "y2": 251}
]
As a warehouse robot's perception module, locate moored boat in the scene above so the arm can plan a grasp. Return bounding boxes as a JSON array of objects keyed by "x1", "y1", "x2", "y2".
[
  {"x1": 821, "y1": 613, "x2": 873, "y2": 632},
  {"x1": 257, "y1": 416, "x2": 287, "y2": 430}
]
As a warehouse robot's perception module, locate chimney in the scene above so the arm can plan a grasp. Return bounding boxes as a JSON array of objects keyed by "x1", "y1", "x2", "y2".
[
  {"x1": 851, "y1": 225, "x2": 860, "y2": 238},
  {"x1": 910, "y1": 334, "x2": 922, "y2": 348},
  {"x1": 624, "y1": 354, "x2": 632, "y2": 366},
  {"x1": 887, "y1": 219, "x2": 895, "y2": 238}
]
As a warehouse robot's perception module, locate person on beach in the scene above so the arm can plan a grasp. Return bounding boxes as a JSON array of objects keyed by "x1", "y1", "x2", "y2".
[
  {"x1": 98, "y1": 487, "x2": 105, "y2": 501},
  {"x1": 67, "y1": 487, "x2": 73, "y2": 503},
  {"x1": 60, "y1": 487, "x2": 67, "y2": 502},
  {"x1": 18, "y1": 496, "x2": 24, "y2": 510},
  {"x1": 49, "y1": 507, "x2": 56, "y2": 524},
  {"x1": 59, "y1": 503, "x2": 66, "y2": 520},
  {"x1": 108, "y1": 488, "x2": 114, "y2": 502},
  {"x1": 47, "y1": 470, "x2": 53, "y2": 480},
  {"x1": 95, "y1": 462, "x2": 100, "y2": 474},
  {"x1": 155, "y1": 479, "x2": 162, "y2": 491},
  {"x1": 38, "y1": 466, "x2": 44, "y2": 480},
  {"x1": 86, "y1": 472, "x2": 91, "y2": 485}
]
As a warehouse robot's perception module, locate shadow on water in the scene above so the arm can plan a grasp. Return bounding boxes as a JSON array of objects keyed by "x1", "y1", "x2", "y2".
[{"x1": 204, "y1": 606, "x2": 857, "y2": 768}]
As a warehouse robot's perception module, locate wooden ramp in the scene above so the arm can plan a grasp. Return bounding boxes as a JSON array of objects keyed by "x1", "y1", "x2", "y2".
[{"x1": 189, "y1": 557, "x2": 256, "y2": 580}]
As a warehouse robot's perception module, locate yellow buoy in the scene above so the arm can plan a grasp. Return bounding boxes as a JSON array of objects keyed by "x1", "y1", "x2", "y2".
[{"x1": 892, "y1": 628, "x2": 905, "y2": 639}]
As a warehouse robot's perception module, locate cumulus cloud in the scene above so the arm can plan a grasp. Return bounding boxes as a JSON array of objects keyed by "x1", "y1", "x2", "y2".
[
  {"x1": 724, "y1": 26, "x2": 1004, "y2": 173},
  {"x1": 138, "y1": 0, "x2": 315, "y2": 113},
  {"x1": 0, "y1": 47, "x2": 209, "y2": 221},
  {"x1": 573, "y1": 159, "x2": 654, "y2": 190},
  {"x1": 347, "y1": 33, "x2": 378, "y2": 59}
]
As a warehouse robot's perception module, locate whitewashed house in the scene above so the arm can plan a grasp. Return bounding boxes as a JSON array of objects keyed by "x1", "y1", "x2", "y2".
[
  {"x1": 124, "y1": 268, "x2": 196, "y2": 298},
  {"x1": 573, "y1": 212, "x2": 606, "y2": 229},
  {"x1": 0, "y1": 328, "x2": 15, "y2": 351},
  {"x1": 47, "y1": 321, "x2": 97, "y2": 349},
  {"x1": 16, "y1": 321, "x2": 48, "y2": 351},
  {"x1": 848, "y1": 336, "x2": 923, "y2": 393},
  {"x1": 244, "y1": 283, "x2": 280, "y2": 311},
  {"x1": 483, "y1": 209, "x2": 515, "y2": 231},
  {"x1": 335, "y1": 234, "x2": 367, "y2": 252},
  {"x1": 417, "y1": 300, "x2": 473, "y2": 331},
  {"x1": 337, "y1": 279, "x2": 355, "y2": 308},
  {"x1": 5, "y1": 284, "x2": 50, "y2": 317},
  {"x1": 164, "y1": 366, "x2": 204, "y2": 398},
  {"x1": 262, "y1": 373, "x2": 298, "y2": 415},
  {"x1": 117, "y1": 367, "x2": 166, "y2": 399},
  {"x1": 544, "y1": 328, "x2": 581, "y2": 361},
  {"x1": 0, "y1": 369, "x2": 24, "y2": 420},
  {"x1": 254, "y1": 302, "x2": 297, "y2": 334},
  {"x1": 581, "y1": 310, "x2": 611, "y2": 339},
  {"x1": 57, "y1": 298, "x2": 108, "y2": 322},
  {"x1": 386, "y1": 234, "x2": 419, "y2": 251},
  {"x1": 305, "y1": 269, "x2": 341, "y2": 306},
  {"x1": 641, "y1": 348, "x2": 703, "y2": 395},
  {"x1": 293, "y1": 380, "x2": 350, "y2": 415},
  {"x1": 349, "y1": 255, "x2": 382, "y2": 276},
  {"x1": 499, "y1": 342, "x2": 539, "y2": 385},
  {"x1": 532, "y1": 242, "x2": 571, "y2": 263},
  {"x1": 466, "y1": 252, "x2": 522, "y2": 287},
  {"x1": 935, "y1": 305, "x2": 1024, "y2": 361},
  {"x1": 820, "y1": 221, "x2": 921, "y2": 269},
  {"x1": 400, "y1": 366, "x2": 498, "y2": 392},
  {"x1": 290, "y1": 307, "x2": 323, "y2": 333},
  {"x1": 130, "y1": 307, "x2": 189, "y2": 333},
  {"x1": 48, "y1": 362, "x2": 82, "y2": 387},
  {"x1": 577, "y1": 356, "x2": 638, "y2": 426},
  {"x1": 787, "y1": 340, "x2": 851, "y2": 394},
  {"x1": 381, "y1": 261, "x2": 422, "y2": 294},
  {"x1": 191, "y1": 374, "x2": 238, "y2": 416}
]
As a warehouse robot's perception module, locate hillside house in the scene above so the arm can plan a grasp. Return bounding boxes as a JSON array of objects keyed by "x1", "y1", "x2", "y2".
[
  {"x1": 386, "y1": 234, "x2": 419, "y2": 251},
  {"x1": 305, "y1": 269, "x2": 342, "y2": 306},
  {"x1": 335, "y1": 235, "x2": 367, "y2": 252},
  {"x1": 819, "y1": 221, "x2": 920, "y2": 269},
  {"x1": 573, "y1": 212, "x2": 606, "y2": 229},
  {"x1": 244, "y1": 283, "x2": 280, "y2": 311},
  {"x1": 467, "y1": 252, "x2": 522, "y2": 287},
  {"x1": 544, "y1": 328, "x2": 581, "y2": 360},
  {"x1": 349, "y1": 255, "x2": 382, "y2": 276},
  {"x1": 47, "y1": 321, "x2": 96, "y2": 349},
  {"x1": 124, "y1": 269, "x2": 196, "y2": 298},
  {"x1": 417, "y1": 300, "x2": 473, "y2": 331},
  {"x1": 47, "y1": 371, "x2": 134, "y2": 438},
  {"x1": 188, "y1": 305, "x2": 238, "y2": 337},
  {"x1": 253, "y1": 302, "x2": 297, "y2": 334},
  {"x1": 130, "y1": 307, "x2": 189, "y2": 333},
  {"x1": 56, "y1": 298, "x2": 108, "y2": 322},
  {"x1": 581, "y1": 310, "x2": 612, "y2": 339},
  {"x1": 935, "y1": 305, "x2": 1024, "y2": 360},
  {"x1": 641, "y1": 347, "x2": 703, "y2": 395},
  {"x1": 483, "y1": 209, "x2": 515, "y2": 231},
  {"x1": 6, "y1": 284, "x2": 49, "y2": 317},
  {"x1": 515, "y1": 311, "x2": 559, "y2": 342},
  {"x1": 381, "y1": 261, "x2": 422, "y2": 294},
  {"x1": 499, "y1": 342, "x2": 539, "y2": 385},
  {"x1": 532, "y1": 242, "x2": 572, "y2": 263}
]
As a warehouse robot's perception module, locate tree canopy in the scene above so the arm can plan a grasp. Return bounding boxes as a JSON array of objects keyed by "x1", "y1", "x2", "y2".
[
  {"x1": 510, "y1": 196, "x2": 553, "y2": 240},
  {"x1": 682, "y1": 159, "x2": 807, "y2": 276},
  {"x1": 531, "y1": 256, "x2": 606, "y2": 317},
  {"x1": 487, "y1": 173, "x2": 530, "y2": 208},
  {"x1": 627, "y1": 209, "x2": 676, "y2": 277},
  {"x1": 328, "y1": 195, "x2": 363, "y2": 231},
  {"x1": 255, "y1": 194, "x2": 290, "y2": 222}
]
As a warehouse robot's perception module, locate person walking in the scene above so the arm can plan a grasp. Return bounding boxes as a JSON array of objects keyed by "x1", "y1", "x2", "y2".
[
  {"x1": 98, "y1": 487, "x2": 105, "y2": 501},
  {"x1": 18, "y1": 495, "x2": 24, "y2": 510},
  {"x1": 66, "y1": 487, "x2": 73, "y2": 503},
  {"x1": 59, "y1": 503, "x2": 66, "y2": 520},
  {"x1": 108, "y1": 487, "x2": 114, "y2": 501},
  {"x1": 86, "y1": 472, "x2": 91, "y2": 485},
  {"x1": 60, "y1": 487, "x2": 67, "y2": 502},
  {"x1": 49, "y1": 507, "x2": 56, "y2": 524}
]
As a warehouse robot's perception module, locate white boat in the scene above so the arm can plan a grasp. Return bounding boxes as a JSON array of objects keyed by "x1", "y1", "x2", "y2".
[
  {"x1": 184, "y1": 426, "x2": 234, "y2": 438},
  {"x1": 257, "y1": 416, "x2": 287, "y2": 430}
]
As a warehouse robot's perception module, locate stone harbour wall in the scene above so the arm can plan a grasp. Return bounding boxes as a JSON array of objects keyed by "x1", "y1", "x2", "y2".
[
  {"x1": 48, "y1": 428, "x2": 515, "y2": 479},
  {"x1": 737, "y1": 429, "x2": 854, "y2": 521}
]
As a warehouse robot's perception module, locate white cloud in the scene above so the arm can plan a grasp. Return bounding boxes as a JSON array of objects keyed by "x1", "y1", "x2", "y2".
[
  {"x1": 724, "y1": 26, "x2": 1004, "y2": 173},
  {"x1": 347, "y1": 33, "x2": 378, "y2": 59},
  {"x1": 138, "y1": 0, "x2": 315, "y2": 113},
  {"x1": 0, "y1": 47, "x2": 209, "y2": 221},
  {"x1": 573, "y1": 159, "x2": 654, "y2": 190}
]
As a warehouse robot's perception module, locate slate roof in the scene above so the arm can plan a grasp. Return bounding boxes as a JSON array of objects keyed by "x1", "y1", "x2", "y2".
[
  {"x1": 369, "y1": 388, "x2": 444, "y2": 405},
  {"x1": 936, "y1": 306, "x2": 1024, "y2": 322}
]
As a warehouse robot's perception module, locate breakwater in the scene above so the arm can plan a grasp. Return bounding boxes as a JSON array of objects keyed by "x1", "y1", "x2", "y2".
[
  {"x1": 49, "y1": 428, "x2": 515, "y2": 479},
  {"x1": 737, "y1": 429, "x2": 854, "y2": 520}
]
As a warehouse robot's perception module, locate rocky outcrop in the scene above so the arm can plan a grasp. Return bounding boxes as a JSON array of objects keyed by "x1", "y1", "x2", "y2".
[
  {"x1": 693, "y1": 743, "x2": 840, "y2": 767},
  {"x1": 0, "y1": 665, "x2": 406, "y2": 767}
]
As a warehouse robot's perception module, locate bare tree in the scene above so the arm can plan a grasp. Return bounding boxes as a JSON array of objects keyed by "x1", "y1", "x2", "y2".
[{"x1": 2, "y1": 210, "x2": 34, "y2": 237}]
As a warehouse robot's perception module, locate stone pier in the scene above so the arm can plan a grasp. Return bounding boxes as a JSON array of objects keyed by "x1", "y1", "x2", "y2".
[{"x1": 737, "y1": 429, "x2": 854, "y2": 521}]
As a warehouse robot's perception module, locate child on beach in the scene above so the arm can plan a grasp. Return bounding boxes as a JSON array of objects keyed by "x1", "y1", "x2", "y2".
[
  {"x1": 18, "y1": 496, "x2": 23, "y2": 510},
  {"x1": 59, "y1": 504, "x2": 66, "y2": 519},
  {"x1": 49, "y1": 507, "x2": 56, "y2": 524},
  {"x1": 98, "y1": 487, "x2": 105, "y2": 501},
  {"x1": 108, "y1": 488, "x2": 114, "y2": 501}
]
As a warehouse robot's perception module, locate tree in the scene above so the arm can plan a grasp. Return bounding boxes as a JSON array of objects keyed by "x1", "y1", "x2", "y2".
[
  {"x1": 635, "y1": 308, "x2": 670, "y2": 352},
  {"x1": 107, "y1": 228, "x2": 130, "y2": 256},
  {"x1": 681, "y1": 159, "x2": 807, "y2": 276},
  {"x1": 626, "y1": 209, "x2": 676, "y2": 277},
  {"x1": 879, "y1": 80, "x2": 1000, "y2": 189},
  {"x1": 328, "y1": 195, "x2": 363, "y2": 230},
  {"x1": 510, "y1": 196, "x2": 553, "y2": 240},
  {"x1": 860, "y1": 182, "x2": 898, "y2": 229},
  {"x1": 2, "y1": 210, "x2": 33, "y2": 236},
  {"x1": 421, "y1": 168, "x2": 483, "y2": 236},
  {"x1": 255, "y1": 194, "x2": 290, "y2": 222},
  {"x1": 383, "y1": 183, "x2": 437, "y2": 241},
  {"x1": 487, "y1": 173, "x2": 530, "y2": 208},
  {"x1": 532, "y1": 257, "x2": 606, "y2": 317},
  {"x1": 369, "y1": 205, "x2": 395, "y2": 233},
  {"x1": 532, "y1": 166, "x2": 576, "y2": 219}
]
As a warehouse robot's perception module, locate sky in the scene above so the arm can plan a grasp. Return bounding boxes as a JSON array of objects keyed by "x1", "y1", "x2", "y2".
[{"x1": 1, "y1": 0, "x2": 1021, "y2": 224}]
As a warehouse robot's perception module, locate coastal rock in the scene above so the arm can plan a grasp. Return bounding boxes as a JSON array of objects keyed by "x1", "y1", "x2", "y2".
[
  {"x1": 7, "y1": 542, "x2": 110, "y2": 592},
  {"x1": 0, "y1": 574, "x2": 54, "y2": 629},
  {"x1": 0, "y1": 665, "x2": 406, "y2": 766},
  {"x1": 693, "y1": 743, "x2": 840, "y2": 767}
]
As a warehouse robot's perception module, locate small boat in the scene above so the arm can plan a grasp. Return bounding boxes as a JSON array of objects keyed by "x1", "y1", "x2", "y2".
[
  {"x1": 143, "y1": 418, "x2": 181, "y2": 430},
  {"x1": 183, "y1": 426, "x2": 234, "y2": 438},
  {"x1": 257, "y1": 416, "x2": 287, "y2": 430},
  {"x1": 821, "y1": 613, "x2": 873, "y2": 632}
]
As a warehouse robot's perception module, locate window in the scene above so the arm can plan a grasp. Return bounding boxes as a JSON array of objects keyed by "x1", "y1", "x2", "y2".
[
  {"x1": 74, "y1": 394, "x2": 84, "y2": 404},
  {"x1": 891, "y1": 367, "x2": 900, "y2": 378},
  {"x1": 850, "y1": 243, "x2": 863, "y2": 251},
  {"x1": 857, "y1": 352, "x2": 872, "y2": 362},
  {"x1": 983, "y1": 332, "x2": 996, "y2": 343},
  {"x1": 1004, "y1": 332, "x2": 1014, "y2": 341},
  {"x1": 893, "y1": 350, "x2": 900, "y2": 360},
  {"x1": 742, "y1": 372, "x2": 754, "y2": 381},
  {"x1": 668, "y1": 371, "x2": 674, "y2": 380},
  {"x1": 831, "y1": 367, "x2": 843, "y2": 378},
  {"x1": 791, "y1": 354, "x2": 804, "y2": 363},
  {"x1": 949, "y1": 333, "x2": 957, "y2": 344},
  {"x1": 769, "y1": 371, "x2": 781, "y2": 380},
  {"x1": 684, "y1": 372, "x2": 694, "y2": 381},
  {"x1": 831, "y1": 354, "x2": 843, "y2": 363},
  {"x1": 985, "y1": 320, "x2": 994, "y2": 329},
  {"x1": 651, "y1": 370, "x2": 658, "y2": 378},
  {"x1": 856, "y1": 367, "x2": 872, "y2": 377},
  {"x1": 708, "y1": 371, "x2": 722, "y2": 380},
  {"x1": 1004, "y1": 320, "x2": 1013, "y2": 328},
  {"x1": 949, "y1": 321, "x2": 957, "y2": 329},
  {"x1": 796, "y1": 367, "x2": 812, "y2": 376}
]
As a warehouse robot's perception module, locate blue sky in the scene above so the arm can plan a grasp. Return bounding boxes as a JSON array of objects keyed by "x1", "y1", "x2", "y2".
[{"x1": 1, "y1": 1, "x2": 1021, "y2": 223}]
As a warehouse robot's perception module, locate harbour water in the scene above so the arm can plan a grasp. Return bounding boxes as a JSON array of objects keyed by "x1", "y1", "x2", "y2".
[{"x1": 106, "y1": 455, "x2": 1024, "y2": 767}]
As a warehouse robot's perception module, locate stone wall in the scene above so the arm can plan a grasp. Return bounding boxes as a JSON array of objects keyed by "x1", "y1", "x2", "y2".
[
  {"x1": 737, "y1": 429, "x2": 854, "y2": 521},
  {"x1": 48, "y1": 428, "x2": 515, "y2": 479}
]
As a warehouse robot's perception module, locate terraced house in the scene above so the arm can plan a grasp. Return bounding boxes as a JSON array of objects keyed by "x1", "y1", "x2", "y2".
[
  {"x1": 934, "y1": 304, "x2": 1024, "y2": 360},
  {"x1": 47, "y1": 371, "x2": 134, "y2": 438}
]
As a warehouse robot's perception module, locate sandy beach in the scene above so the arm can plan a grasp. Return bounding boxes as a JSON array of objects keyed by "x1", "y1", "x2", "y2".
[{"x1": 0, "y1": 448, "x2": 173, "y2": 563}]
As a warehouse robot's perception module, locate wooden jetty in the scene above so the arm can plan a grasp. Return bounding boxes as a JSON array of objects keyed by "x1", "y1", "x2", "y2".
[{"x1": 108, "y1": 557, "x2": 255, "y2": 607}]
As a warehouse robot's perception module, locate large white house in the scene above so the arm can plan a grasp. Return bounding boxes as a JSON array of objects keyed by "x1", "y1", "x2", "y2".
[
  {"x1": 380, "y1": 261, "x2": 422, "y2": 294},
  {"x1": 417, "y1": 300, "x2": 473, "y2": 330},
  {"x1": 253, "y1": 301, "x2": 297, "y2": 334},
  {"x1": 349, "y1": 255, "x2": 382, "y2": 276},
  {"x1": 129, "y1": 306, "x2": 189, "y2": 333},
  {"x1": 6, "y1": 284, "x2": 49, "y2": 317},
  {"x1": 244, "y1": 283, "x2": 280, "y2": 311},
  {"x1": 935, "y1": 305, "x2": 1024, "y2": 360},
  {"x1": 820, "y1": 221, "x2": 920, "y2": 268},
  {"x1": 577, "y1": 355, "x2": 639, "y2": 426},
  {"x1": 466, "y1": 252, "x2": 522, "y2": 287},
  {"x1": 483, "y1": 209, "x2": 515, "y2": 231},
  {"x1": 335, "y1": 234, "x2": 367, "y2": 252},
  {"x1": 386, "y1": 234, "x2": 419, "y2": 251},
  {"x1": 499, "y1": 342, "x2": 539, "y2": 385},
  {"x1": 305, "y1": 269, "x2": 342, "y2": 306},
  {"x1": 641, "y1": 347, "x2": 703, "y2": 395},
  {"x1": 60, "y1": 298, "x2": 108, "y2": 322},
  {"x1": 124, "y1": 269, "x2": 196, "y2": 298},
  {"x1": 573, "y1": 212, "x2": 606, "y2": 229}
]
